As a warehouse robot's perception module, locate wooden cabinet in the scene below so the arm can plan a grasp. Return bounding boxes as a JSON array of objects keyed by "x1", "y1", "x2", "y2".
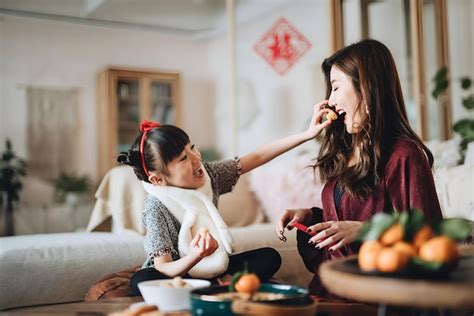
[{"x1": 97, "y1": 68, "x2": 181, "y2": 179}]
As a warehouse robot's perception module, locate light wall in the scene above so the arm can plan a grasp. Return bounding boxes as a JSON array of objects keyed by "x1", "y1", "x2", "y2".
[
  {"x1": 0, "y1": 0, "x2": 472, "y2": 183},
  {"x1": 208, "y1": 1, "x2": 331, "y2": 158},
  {"x1": 448, "y1": 0, "x2": 474, "y2": 122},
  {"x1": 0, "y1": 15, "x2": 214, "y2": 181}
]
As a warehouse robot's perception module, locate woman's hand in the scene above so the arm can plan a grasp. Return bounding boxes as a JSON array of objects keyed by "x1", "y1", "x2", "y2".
[
  {"x1": 307, "y1": 221, "x2": 363, "y2": 251},
  {"x1": 303, "y1": 100, "x2": 334, "y2": 140},
  {"x1": 275, "y1": 208, "x2": 313, "y2": 241},
  {"x1": 189, "y1": 231, "x2": 219, "y2": 259}
]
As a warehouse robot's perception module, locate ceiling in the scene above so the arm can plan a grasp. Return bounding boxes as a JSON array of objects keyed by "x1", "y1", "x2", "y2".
[{"x1": 0, "y1": 0, "x2": 296, "y2": 37}]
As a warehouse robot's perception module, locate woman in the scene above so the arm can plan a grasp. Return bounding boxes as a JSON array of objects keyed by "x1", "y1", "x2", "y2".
[{"x1": 276, "y1": 39, "x2": 443, "y2": 296}]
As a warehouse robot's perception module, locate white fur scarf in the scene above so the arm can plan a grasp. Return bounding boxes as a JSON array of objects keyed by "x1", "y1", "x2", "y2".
[{"x1": 142, "y1": 169, "x2": 234, "y2": 279}]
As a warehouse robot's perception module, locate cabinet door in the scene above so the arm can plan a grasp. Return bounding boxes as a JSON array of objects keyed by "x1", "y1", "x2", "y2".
[
  {"x1": 149, "y1": 80, "x2": 179, "y2": 125},
  {"x1": 116, "y1": 78, "x2": 140, "y2": 153}
]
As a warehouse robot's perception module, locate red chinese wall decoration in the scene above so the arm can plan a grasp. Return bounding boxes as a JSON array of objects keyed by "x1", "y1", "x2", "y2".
[{"x1": 254, "y1": 17, "x2": 312, "y2": 76}]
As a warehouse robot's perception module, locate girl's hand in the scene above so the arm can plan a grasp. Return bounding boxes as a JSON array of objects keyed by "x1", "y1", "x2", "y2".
[
  {"x1": 307, "y1": 221, "x2": 363, "y2": 251},
  {"x1": 304, "y1": 100, "x2": 334, "y2": 140},
  {"x1": 275, "y1": 208, "x2": 312, "y2": 241},
  {"x1": 189, "y1": 231, "x2": 219, "y2": 259}
]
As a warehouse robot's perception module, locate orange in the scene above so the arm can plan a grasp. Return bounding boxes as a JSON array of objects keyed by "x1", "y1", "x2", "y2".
[
  {"x1": 380, "y1": 223, "x2": 404, "y2": 246},
  {"x1": 376, "y1": 247, "x2": 409, "y2": 273},
  {"x1": 413, "y1": 225, "x2": 433, "y2": 250},
  {"x1": 393, "y1": 241, "x2": 416, "y2": 259},
  {"x1": 358, "y1": 240, "x2": 383, "y2": 271},
  {"x1": 392, "y1": 242, "x2": 415, "y2": 267},
  {"x1": 418, "y1": 236, "x2": 459, "y2": 263},
  {"x1": 234, "y1": 273, "x2": 261, "y2": 295}
]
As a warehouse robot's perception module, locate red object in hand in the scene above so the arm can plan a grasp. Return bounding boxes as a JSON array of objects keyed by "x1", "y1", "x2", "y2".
[{"x1": 290, "y1": 222, "x2": 315, "y2": 236}]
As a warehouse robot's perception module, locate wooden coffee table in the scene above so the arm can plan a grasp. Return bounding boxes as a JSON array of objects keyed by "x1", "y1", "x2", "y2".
[
  {"x1": 3, "y1": 296, "x2": 377, "y2": 315},
  {"x1": 3, "y1": 297, "x2": 143, "y2": 315}
]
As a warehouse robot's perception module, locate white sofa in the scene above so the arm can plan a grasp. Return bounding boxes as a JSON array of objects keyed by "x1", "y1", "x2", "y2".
[{"x1": 0, "y1": 166, "x2": 312, "y2": 310}]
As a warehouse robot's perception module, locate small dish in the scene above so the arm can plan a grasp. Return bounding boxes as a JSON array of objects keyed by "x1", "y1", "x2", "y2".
[{"x1": 138, "y1": 278, "x2": 211, "y2": 311}]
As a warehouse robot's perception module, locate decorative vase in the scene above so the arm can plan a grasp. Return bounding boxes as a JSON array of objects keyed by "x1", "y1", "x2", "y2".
[{"x1": 65, "y1": 192, "x2": 81, "y2": 208}]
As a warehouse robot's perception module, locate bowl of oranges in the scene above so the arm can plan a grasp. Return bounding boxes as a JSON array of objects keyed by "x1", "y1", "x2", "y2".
[{"x1": 357, "y1": 209, "x2": 471, "y2": 278}]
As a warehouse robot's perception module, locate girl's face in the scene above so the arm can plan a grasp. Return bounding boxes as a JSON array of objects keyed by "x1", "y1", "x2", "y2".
[
  {"x1": 162, "y1": 143, "x2": 206, "y2": 189},
  {"x1": 328, "y1": 66, "x2": 364, "y2": 134}
]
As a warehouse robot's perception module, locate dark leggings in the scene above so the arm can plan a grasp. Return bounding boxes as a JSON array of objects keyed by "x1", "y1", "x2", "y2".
[{"x1": 130, "y1": 247, "x2": 282, "y2": 296}]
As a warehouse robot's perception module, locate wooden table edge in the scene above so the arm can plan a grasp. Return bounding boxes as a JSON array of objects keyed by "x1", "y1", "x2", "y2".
[{"x1": 319, "y1": 255, "x2": 474, "y2": 309}]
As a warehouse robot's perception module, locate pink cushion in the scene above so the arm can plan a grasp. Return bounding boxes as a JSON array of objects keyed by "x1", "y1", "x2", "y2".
[{"x1": 248, "y1": 154, "x2": 324, "y2": 223}]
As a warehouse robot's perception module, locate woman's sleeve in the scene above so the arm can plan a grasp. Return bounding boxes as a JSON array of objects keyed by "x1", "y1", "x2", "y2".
[
  {"x1": 385, "y1": 144, "x2": 443, "y2": 221},
  {"x1": 205, "y1": 158, "x2": 242, "y2": 195},
  {"x1": 142, "y1": 199, "x2": 175, "y2": 258}
]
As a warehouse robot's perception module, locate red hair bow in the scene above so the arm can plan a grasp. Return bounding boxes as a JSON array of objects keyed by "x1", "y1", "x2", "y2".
[
  {"x1": 139, "y1": 120, "x2": 160, "y2": 177},
  {"x1": 140, "y1": 120, "x2": 160, "y2": 132}
]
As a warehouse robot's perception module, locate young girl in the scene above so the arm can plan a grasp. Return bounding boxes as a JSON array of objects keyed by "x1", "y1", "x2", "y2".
[{"x1": 119, "y1": 113, "x2": 332, "y2": 295}]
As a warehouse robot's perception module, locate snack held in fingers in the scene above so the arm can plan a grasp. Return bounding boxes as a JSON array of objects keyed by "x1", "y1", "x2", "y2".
[
  {"x1": 199, "y1": 227, "x2": 209, "y2": 236},
  {"x1": 325, "y1": 110, "x2": 338, "y2": 121}
]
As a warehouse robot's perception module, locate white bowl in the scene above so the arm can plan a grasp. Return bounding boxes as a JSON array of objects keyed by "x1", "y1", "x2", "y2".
[{"x1": 138, "y1": 279, "x2": 211, "y2": 311}]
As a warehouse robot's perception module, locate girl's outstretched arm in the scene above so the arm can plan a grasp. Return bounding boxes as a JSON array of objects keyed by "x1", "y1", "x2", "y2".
[{"x1": 240, "y1": 101, "x2": 332, "y2": 174}]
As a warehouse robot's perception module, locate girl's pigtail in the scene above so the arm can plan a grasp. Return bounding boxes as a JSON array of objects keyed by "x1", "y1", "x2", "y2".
[
  {"x1": 117, "y1": 150, "x2": 141, "y2": 167},
  {"x1": 117, "y1": 152, "x2": 131, "y2": 165},
  {"x1": 118, "y1": 150, "x2": 148, "y2": 181}
]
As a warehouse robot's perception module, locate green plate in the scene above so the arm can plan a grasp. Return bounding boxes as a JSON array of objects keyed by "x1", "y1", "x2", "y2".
[{"x1": 190, "y1": 283, "x2": 312, "y2": 316}]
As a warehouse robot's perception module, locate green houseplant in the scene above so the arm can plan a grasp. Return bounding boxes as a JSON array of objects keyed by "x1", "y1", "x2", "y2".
[
  {"x1": 53, "y1": 172, "x2": 90, "y2": 205},
  {"x1": 0, "y1": 139, "x2": 27, "y2": 236},
  {"x1": 432, "y1": 67, "x2": 474, "y2": 162}
]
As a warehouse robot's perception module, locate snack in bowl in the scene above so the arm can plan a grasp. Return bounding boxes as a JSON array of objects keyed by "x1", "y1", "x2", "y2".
[
  {"x1": 357, "y1": 209, "x2": 470, "y2": 276},
  {"x1": 158, "y1": 276, "x2": 193, "y2": 289},
  {"x1": 138, "y1": 277, "x2": 210, "y2": 312}
]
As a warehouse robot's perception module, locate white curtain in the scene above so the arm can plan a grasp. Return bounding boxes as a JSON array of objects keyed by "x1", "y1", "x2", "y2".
[{"x1": 27, "y1": 87, "x2": 80, "y2": 181}]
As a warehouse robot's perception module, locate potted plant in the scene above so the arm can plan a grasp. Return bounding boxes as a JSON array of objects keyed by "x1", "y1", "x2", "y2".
[
  {"x1": 0, "y1": 139, "x2": 27, "y2": 236},
  {"x1": 53, "y1": 172, "x2": 90, "y2": 206},
  {"x1": 432, "y1": 67, "x2": 474, "y2": 162}
]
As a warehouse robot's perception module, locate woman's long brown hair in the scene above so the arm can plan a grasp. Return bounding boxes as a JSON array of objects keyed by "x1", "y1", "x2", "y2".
[{"x1": 314, "y1": 39, "x2": 433, "y2": 198}]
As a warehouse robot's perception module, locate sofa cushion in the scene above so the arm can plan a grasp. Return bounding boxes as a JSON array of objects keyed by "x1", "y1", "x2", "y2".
[
  {"x1": 434, "y1": 163, "x2": 474, "y2": 220},
  {"x1": 0, "y1": 232, "x2": 145, "y2": 310}
]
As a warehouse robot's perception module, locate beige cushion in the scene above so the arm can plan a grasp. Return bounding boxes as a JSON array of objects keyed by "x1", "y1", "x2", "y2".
[{"x1": 218, "y1": 173, "x2": 265, "y2": 226}]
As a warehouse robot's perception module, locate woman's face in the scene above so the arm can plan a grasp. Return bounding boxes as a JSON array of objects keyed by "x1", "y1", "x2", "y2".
[
  {"x1": 162, "y1": 143, "x2": 206, "y2": 189},
  {"x1": 328, "y1": 65, "x2": 363, "y2": 134}
]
